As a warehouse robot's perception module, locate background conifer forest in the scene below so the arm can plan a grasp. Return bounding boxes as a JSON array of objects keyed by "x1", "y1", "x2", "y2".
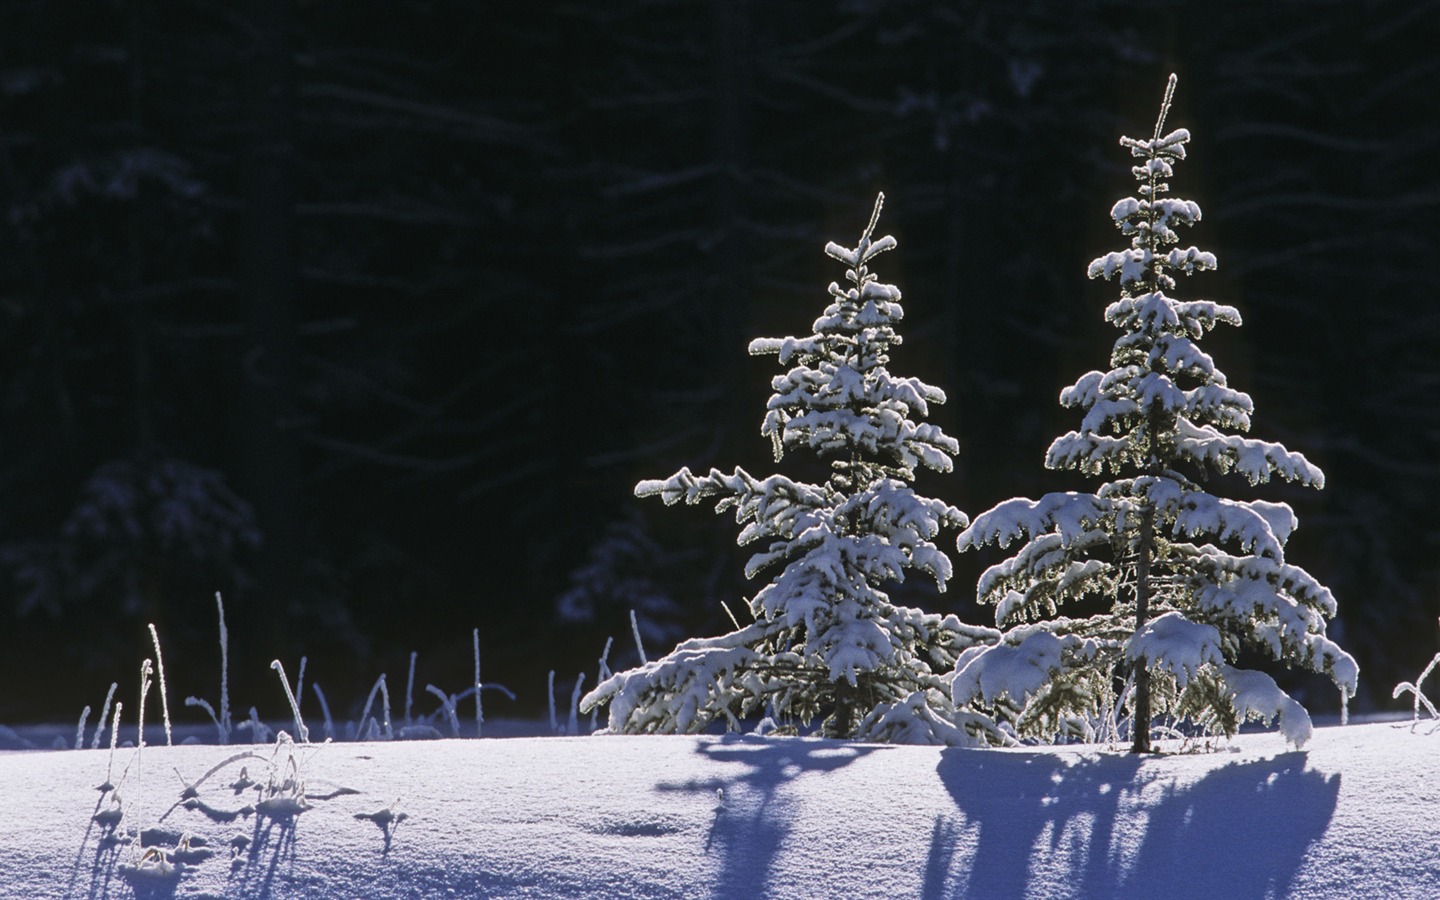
[{"x1": 2, "y1": 0, "x2": 1436, "y2": 724}]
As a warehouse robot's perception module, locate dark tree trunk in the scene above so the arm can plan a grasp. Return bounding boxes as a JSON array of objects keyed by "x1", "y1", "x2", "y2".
[{"x1": 1131, "y1": 502, "x2": 1154, "y2": 753}]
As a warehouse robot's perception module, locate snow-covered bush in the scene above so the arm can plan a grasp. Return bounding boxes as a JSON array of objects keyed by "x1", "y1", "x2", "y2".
[
  {"x1": 583, "y1": 195, "x2": 1002, "y2": 744},
  {"x1": 2, "y1": 452, "x2": 260, "y2": 617},
  {"x1": 554, "y1": 510, "x2": 689, "y2": 655},
  {"x1": 952, "y1": 76, "x2": 1357, "y2": 751}
]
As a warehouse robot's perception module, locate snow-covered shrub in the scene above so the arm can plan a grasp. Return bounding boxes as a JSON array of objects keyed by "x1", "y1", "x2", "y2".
[
  {"x1": 952, "y1": 76, "x2": 1357, "y2": 751},
  {"x1": 2, "y1": 452, "x2": 260, "y2": 617},
  {"x1": 554, "y1": 510, "x2": 689, "y2": 655},
  {"x1": 583, "y1": 195, "x2": 1003, "y2": 744}
]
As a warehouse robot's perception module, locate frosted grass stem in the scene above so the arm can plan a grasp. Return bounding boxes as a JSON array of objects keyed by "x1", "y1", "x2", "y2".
[
  {"x1": 101, "y1": 701, "x2": 123, "y2": 791},
  {"x1": 312, "y1": 682, "x2": 335, "y2": 741},
  {"x1": 721, "y1": 599, "x2": 742, "y2": 631},
  {"x1": 91, "y1": 682, "x2": 118, "y2": 750},
  {"x1": 473, "y1": 628, "x2": 483, "y2": 738},
  {"x1": 597, "y1": 636, "x2": 614, "y2": 682},
  {"x1": 270, "y1": 659, "x2": 310, "y2": 743},
  {"x1": 216, "y1": 592, "x2": 231, "y2": 742},
  {"x1": 592, "y1": 637, "x2": 613, "y2": 732},
  {"x1": 425, "y1": 684, "x2": 461, "y2": 736},
  {"x1": 548, "y1": 671, "x2": 558, "y2": 735},
  {"x1": 137, "y1": 659, "x2": 153, "y2": 801},
  {"x1": 359, "y1": 674, "x2": 393, "y2": 740},
  {"x1": 405, "y1": 651, "x2": 417, "y2": 727},
  {"x1": 148, "y1": 624, "x2": 173, "y2": 746},
  {"x1": 244, "y1": 706, "x2": 272, "y2": 743},
  {"x1": 567, "y1": 673, "x2": 585, "y2": 736},
  {"x1": 629, "y1": 609, "x2": 647, "y2": 664},
  {"x1": 75, "y1": 706, "x2": 91, "y2": 751}
]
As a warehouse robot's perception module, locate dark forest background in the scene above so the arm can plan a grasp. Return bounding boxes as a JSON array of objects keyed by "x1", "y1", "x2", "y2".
[{"x1": 3, "y1": 0, "x2": 1437, "y2": 725}]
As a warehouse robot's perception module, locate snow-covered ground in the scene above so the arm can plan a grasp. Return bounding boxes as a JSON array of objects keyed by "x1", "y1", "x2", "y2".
[{"x1": 1, "y1": 720, "x2": 1436, "y2": 899}]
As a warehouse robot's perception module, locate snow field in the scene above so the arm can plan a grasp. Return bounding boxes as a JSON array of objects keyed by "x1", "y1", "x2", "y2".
[{"x1": 1, "y1": 722, "x2": 1437, "y2": 899}]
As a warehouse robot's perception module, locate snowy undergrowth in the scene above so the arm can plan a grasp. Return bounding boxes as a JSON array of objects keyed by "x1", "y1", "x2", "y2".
[{"x1": 2, "y1": 722, "x2": 1438, "y2": 899}]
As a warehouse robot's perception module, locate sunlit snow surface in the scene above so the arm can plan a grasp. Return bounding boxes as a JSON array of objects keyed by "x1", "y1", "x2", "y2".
[{"x1": 2, "y1": 722, "x2": 1437, "y2": 898}]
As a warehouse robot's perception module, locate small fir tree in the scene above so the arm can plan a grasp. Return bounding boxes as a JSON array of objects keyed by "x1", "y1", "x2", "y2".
[
  {"x1": 951, "y1": 76, "x2": 1357, "y2": 751},
  {"x1": 582, "y1": 195, "x2": 1003, "y2": 744}
]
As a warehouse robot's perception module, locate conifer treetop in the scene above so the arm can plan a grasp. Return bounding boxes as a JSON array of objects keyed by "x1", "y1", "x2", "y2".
[{"x1": 749, "y1": 193, "x2": 959, "y2": 483}]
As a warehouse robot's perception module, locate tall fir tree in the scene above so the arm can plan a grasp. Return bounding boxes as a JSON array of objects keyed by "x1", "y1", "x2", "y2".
[
  {"x1": 582, "y1": 195, "x2": 1003, "y2": 744},
  {"x1": 950, "y1": 76, "x2": 1357, "y2": 751}
]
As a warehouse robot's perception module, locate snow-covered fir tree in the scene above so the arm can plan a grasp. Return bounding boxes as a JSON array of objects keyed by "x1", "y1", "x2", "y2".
[
  {"x1": 582, "y1": 195, "x2": 1003, "y2": 745},
  {"x1": 951, "y1": 76, "x2": 1357, "y2": 752}
]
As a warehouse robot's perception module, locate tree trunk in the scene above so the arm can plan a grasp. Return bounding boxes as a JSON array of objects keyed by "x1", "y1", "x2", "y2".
[{"x1": 1131, "y1": 503, "x2": 1154, "y2": 753}]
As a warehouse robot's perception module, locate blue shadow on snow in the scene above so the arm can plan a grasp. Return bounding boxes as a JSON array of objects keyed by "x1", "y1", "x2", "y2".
[
  {"x1": 656, "y1": 734, "x2": 882, "y2": 900},
  {"x1": 925, "y1": 749, "x2": 1339, "y2": 900}
]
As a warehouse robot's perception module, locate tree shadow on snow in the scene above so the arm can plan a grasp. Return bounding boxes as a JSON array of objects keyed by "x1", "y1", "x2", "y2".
[
  {"x1": 925, "y1": 749, "x2": 1338, "y2": 900},
  {"x1": 655, "y1": 735, "x2": 882, "y2": 900}
]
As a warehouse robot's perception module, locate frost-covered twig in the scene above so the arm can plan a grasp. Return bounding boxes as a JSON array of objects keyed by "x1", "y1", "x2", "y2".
[
  {"x1": 148, "y1": 625, "x2": 173, "y2": 746},
  {"x1": 568, "y1": 673, "x2": 586, "y2": 736},
  {"x1": 405, "y1": 651, "x2": 418, "y2": 727},
  {"x1": 1392, "y1": 638, "x2": 1440, "y2": 732},
  {"x1": 548, "y1": 670, "x2": 559, "y2": 735},
  {"x1": 721, "y1": 599, "x2": 742, "y2": 631},
  {"x1": 92, "y1": 682, "x2": 118, "y2": 750},
  {"x1": 312, "y1": 682, "x2": 335, "y2": 742},
  {"x1": 217, "y1": 592, "x2": 231, "y2": 742},
  {"x1": 172, "y1": 750, "x2": 266, "y2": 800},
  {"x1": 138, "y1": 659, "x2": 153, "y2": 772},
  {"x1": 186, "y1": 593, "x2": 234, "y2": 743},
  {"x1": 75, "y1": 705, "x2": 91, "y2": 751},
  {"x1": 359, "y1": 673, "x2": 393, "y2": 740},
  {"x1": 629, "y1": 609, "x2": 648, "y2": 664},
  {"x1": 99, "y1": 701, "x2": 124, "y2": 792},
  {"x1": 237, "y1": 707, "x2": 273, "y2": 743},
  {"x1": 425, "y1": 684, "x2": 461, "y2": 736},
  {"x1": 185, "y1": 696, "x2": 224, "y2": 744},
  {"x1": 592, "y1": 637, "x2": 613, "y2": 733},
  {"x1": 474, "y1": 628, "x2": 483, "y2": 738},
  {"x1": 271, "y1": 659, "x2": 310, "y2": 743}
]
